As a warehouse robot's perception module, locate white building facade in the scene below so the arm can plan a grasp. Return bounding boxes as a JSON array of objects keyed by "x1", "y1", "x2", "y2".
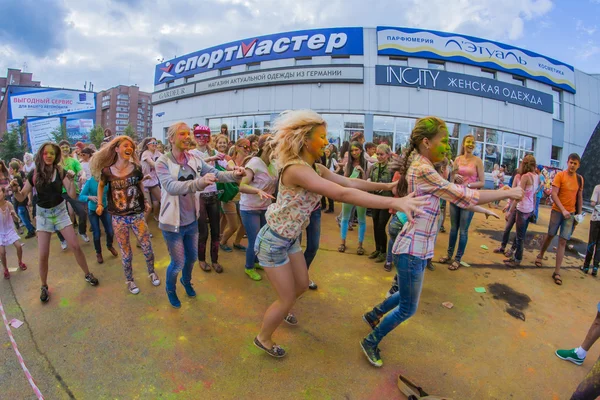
[{"x1": 152, "y1": 26, "x2": 600, "y2": 175}]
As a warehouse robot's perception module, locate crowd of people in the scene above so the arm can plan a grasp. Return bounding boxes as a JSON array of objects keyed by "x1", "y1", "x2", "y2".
[{"x1": 1, "y1": 111, "x2": 599, "y2": 398}]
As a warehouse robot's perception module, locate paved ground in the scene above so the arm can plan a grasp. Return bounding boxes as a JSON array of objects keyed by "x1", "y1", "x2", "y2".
[{"x1": 0, "y1": 204, "x2": 598, "y2": 399}]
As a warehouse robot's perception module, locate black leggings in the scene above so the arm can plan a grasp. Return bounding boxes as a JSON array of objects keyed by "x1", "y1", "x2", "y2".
[
  {"x1": 372, "y1": 208, "x2": 391, "y2": 253},
  {"x1": 198, "y1": 194, "x2": 221, "y2": 263}
]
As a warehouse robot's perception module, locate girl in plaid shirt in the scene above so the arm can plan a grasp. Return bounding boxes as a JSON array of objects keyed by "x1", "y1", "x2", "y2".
[{"x1": 360, "y1": 116, "x2": 523, "y2": 368}]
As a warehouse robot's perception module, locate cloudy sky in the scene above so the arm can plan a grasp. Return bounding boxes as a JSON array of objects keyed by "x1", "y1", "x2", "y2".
[{"x1": 0, "y1": 0, "x2": 598, "y2": 93}]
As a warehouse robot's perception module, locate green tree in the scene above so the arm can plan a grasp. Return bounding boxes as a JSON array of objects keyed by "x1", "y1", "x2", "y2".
[
  {"x1": 50, "y1": 125, "x2": 68, "y2": 143},
  {"x1": 0, "y1": 127, "x2": 26, "y2": 162},
  {"x1": 89, "y1": 125, "x2": 105, "y2": 148},
  {"x1": 123, "y1": 124, "x2": 138, "y2": 142}
]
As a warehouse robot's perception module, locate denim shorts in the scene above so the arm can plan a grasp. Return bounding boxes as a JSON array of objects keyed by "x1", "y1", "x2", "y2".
[
  {"x1": 36, "y1": 201, "x2": 72, "y2": 233},
  {"x1": 548, "y1": 210, "x2": 575, "y2": 240},
  {"x1": 254, "y1": 225, "x2": 302, "y2": 268}
]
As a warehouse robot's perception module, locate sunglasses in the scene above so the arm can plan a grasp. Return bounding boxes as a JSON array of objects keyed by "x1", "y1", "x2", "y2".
[
  {"x1": 148, "y1": 141, "x2": 157, "y2": 145},
  {"x1": 195, "y1": 134, "x2": 210, "y2": 139},
  {"x1": 239, "y1": 145, "x2": 251, "y2": 151}
]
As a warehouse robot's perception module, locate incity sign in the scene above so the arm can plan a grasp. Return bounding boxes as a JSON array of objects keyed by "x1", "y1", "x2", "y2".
[
  {"x1": 377, "y1": 27, "x2": 576, "y2": 93},
  {"x1": 375, "y1": 65, "x2": 554, "y2": 113},
  {"x1": 154, "y1": 28, "x2": 364, "y2": 85}
]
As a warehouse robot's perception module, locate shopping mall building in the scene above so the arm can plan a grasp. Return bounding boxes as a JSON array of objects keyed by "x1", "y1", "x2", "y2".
[{"x1": 151, "y1": 26, "x2": 600, "y2": 180}]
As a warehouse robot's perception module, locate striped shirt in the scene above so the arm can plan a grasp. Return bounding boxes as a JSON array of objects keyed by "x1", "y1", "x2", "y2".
[{"x1": 393, "y1": 153, "x2": 480, "y2": 259}]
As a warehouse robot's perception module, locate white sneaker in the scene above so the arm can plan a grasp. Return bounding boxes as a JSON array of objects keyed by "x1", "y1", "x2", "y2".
[
  {"x1": 80, "y1": 234, "x2": 90, "y2": 243},
  {"x1": 149, "y1": 272, "x2": 160, "y2": 286},
  {"x1": 127, "y1": 281, "x2": 140, "y2": 294},
  {"x1": 60, "y1": 241, "x2": 67, "y2": 251}
]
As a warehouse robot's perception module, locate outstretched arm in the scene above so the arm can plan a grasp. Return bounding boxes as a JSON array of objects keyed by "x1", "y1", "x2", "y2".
[
  {"x1": 286, "y1": 164, "x2": 427, "y2": 221},
  {"x1": 317, "y1": 164, "x2": 394, "y2": 193}
]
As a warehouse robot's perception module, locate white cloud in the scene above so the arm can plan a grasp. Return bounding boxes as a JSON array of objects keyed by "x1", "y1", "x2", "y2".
[
  {"x1": 0, "y1": 0, "x2": 558, "y2": 93},
  {"x1": 576, "y1": 19, "x2": 597, "y2": 35}
]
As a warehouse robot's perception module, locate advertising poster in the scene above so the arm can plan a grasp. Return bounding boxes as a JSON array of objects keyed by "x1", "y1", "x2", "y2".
[
  {"x1": 9, "y1": 89, "x2": 95, "y2": 119},
  {"x1": 27, "y1": 118, "x2": 62, "y2": 154},
  {"x1": 376, "y1": 27, "x2": 576, "y2": 93},
  {"x1": 66, "y1": 119, "x2": 94, "y2": 143}
]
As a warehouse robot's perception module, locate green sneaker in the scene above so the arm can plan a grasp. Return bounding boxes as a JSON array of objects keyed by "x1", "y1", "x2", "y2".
[
  {"x1": 375, "y1": 253, "x2": 387, "y2": 263},
  {"x1": 360, "y1": 339, "x2": 383, "y2": 367},
  {"x1": 245, "y1": 268, "x2": 262, "y2": 281},
  {"x1": 254, "y1": 263, "x2": 264, "y2": 271},
  {"x1": 555, "y1": 348, "x2": 585, "y2": 365}
]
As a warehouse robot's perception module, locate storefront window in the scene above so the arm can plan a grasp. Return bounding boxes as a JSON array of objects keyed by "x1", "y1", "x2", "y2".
[
  {"x1": 322, "y1": 114, "x2": 344, "y2": 148},
  {"x1": 502, "y1": 147, "x2": 519, "y2": 175},
  {"x1": 394, "y1": 117, "x2": 415, "y2": 152},
  {"x1": 373, "y1": 116, "x2": 394, "y2": 147},
  {"x1": 254, "y1": 115, "x2": 271, "y2": 134},
  {"x1": 344, "y1": 114, "x2": 364, "y2": 143},
  {"x1": 468, "y1": 125, "x2": 535, "y2": 174}
]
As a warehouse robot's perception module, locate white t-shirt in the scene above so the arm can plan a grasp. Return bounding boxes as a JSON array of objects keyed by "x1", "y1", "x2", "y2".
[
  {"x1": 591, "y1": 185, "x2": 600, "y2": 222},
  {"x1": 189, "y1": 148, "x2": 218, "y2": 194},
  {"x1": 240, "y1": 157, "x2": 277, "y2": 211}
]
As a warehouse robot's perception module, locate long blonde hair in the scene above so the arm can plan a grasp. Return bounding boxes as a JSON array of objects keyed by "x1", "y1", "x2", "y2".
[
  {"x1": 90, "y1": 136, "x2": 139, "y2": 179},
  {"x1": 166, "y1": 122, "x2": 189, "y2": 144},
  {"x1": 271, "y1": 110, "x2": 326, "y2": 169}
]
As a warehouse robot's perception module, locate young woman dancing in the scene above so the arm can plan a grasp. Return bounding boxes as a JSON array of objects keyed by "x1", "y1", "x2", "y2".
[
  {"x1": 189, "y1": 125, "x2": 229, "y2": 273},
  {"x1": 239, "y1": 135, "x2": 277, "y2": 281},
  {"x1": 338, "y1": 141, "x2": 369, "y2": 255},
  {"x1": 156, "y1": 122, "x2": 243, "y2": 308},
  {"x1": 367, "y1": 144, "x2": 394, "y2": 263},
  {"x1": 440, "y1": 134, "x2": 485, "y2": 270},
  {"x1": 503, "y1": 155, "x2": 539, "y2": 267},
  {"x1": 220, "y1": 138, "x2": 250, "y2": 252},
  {"x1": 360, "y1": 117, "x2": 522, "y2": 367},
  {"x1": 79, "y1": 175, "x2": 118, "y2": 264},
  {"x1": 11, "y1": 142, "x2": 99, "y2": 302},
  {"x1": 140, "y1": 137, "x2": 162, "y2": 221},
  {"x1": 91, "y1": 136, "x2": 158, "y2": 295},
  {"x1": 252, "y1": 110, "x2": 428, "y2": 358}
]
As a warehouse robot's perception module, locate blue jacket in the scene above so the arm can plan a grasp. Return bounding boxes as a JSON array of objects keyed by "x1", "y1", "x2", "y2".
[{"x1": 79, "y1": 177, "x2": 109, "y2": 212}]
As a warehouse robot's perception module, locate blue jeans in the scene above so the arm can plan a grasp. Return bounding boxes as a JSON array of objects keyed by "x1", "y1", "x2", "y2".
[
  {"x1": 341, "y1": 203, "x2": 366, "y2": 242},
  {"x1": 304, "y1": 208, "x2": 321, "y2": 269},
  {"x1": 17, "y1": 205, "x2": 35, "y2": 233},
  {"x1": 386, "y1": 214, "x2": 404, "y2": 263},
  {"x1": 162, "y1": 222, "x2": 199, "y2": 293},
  {"x1": 514, "y1": 210, "x2": 532, "y2": 262},
  {"x1": 88, "y1": 209, "x2": 114, "y2": 254},
  {"x1": 240, "y1": 209, "x2": 267, "y2": 270},
  {"x1": 500, "y1": 208, "x2": 518, "y2": 252},
  {"x1": 365, "y1": 254, "x2": 426, "y2": 346},
  {"x1": 447, "y1": 203, "x2": 475, "y2": 262}
]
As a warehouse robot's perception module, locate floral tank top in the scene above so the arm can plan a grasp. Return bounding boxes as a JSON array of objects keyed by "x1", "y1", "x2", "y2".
[{"x1": 265, "y1": 159, "x2": 322, "y2": 239}]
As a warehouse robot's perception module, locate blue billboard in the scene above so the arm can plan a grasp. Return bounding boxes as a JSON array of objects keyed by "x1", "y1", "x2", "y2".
[
  {"x1": 377, "y1": 27, "x2": 575, "y2": 93},
  {"x1": 375, "y1": 65, "x2": 554, "y2": 113},
  {"x1": 154, "y1": 27, "x2": 364, "y2": 85}
]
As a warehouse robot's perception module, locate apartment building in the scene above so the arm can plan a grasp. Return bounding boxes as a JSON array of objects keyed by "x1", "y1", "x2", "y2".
[{"x1": 96, "y1": 85, "x2": 152, "y2": 138}]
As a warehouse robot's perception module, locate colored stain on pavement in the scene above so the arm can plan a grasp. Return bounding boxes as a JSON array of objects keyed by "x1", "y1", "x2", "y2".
[
  {"x1": 488, "y1": 282, "x2": 531, "y2": 320},
  {"x1": 59, "y1": 298, "x2": 71, "y2": 308}
]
